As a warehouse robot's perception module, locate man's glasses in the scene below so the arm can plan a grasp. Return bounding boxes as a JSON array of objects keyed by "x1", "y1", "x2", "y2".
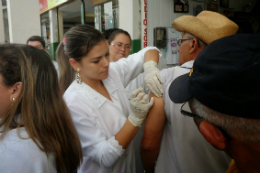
[
  {"x1": 180, "y1": 101, "x2": 200, "y2": 118},
  {"x1": 111, "y1": 43, "x2": 132, "y2": 51},
  {"x1": 180, "y1": 101, "x2": 232, "y2": 139},
  {"x1": 176, "y1": 38, "x2": 194, "y2": 46}
]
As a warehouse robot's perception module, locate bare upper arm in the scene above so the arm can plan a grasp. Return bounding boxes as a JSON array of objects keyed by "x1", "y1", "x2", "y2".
[{"x1": 142, "y1": 93, "x2": 166, "y2": 149}]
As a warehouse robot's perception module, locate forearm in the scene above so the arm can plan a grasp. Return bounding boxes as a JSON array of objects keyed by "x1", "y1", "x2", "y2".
[
  {"x1": 141, "y1": 147, "x2": 160, "y2": 173},
  {"x1": 85, "y1": 122, "x2": 139, "y2": 168},
  {"x1": 115, "y1": 120, "x2": 139, "y2": 149},
  {"x1": 141, "y1": 93, "x2": 166, "y2": 172},
  {"x1": 111, "y1": 47, "x2": 160, "y2": 87},
  {"x1": 144, "y1": 49, "x2": 160, "y2": 64}
]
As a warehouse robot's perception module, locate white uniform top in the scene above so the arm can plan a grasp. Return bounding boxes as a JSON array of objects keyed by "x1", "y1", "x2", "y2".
[
  {"x1": 125, "y1": 73, "x2": 149, "y2": 173},
  {"x1": 64, "y1": 47, "x2": 159, "y2": 173},
  {"x1": 0, "y1": 127, "x2": 56, "y2": 173},
  {"x1": 155, "y1": 61, "x2": 231, "y2": 173},
  {"x1": 125, "y1": 73, "x2": 149, "y2": 99}
]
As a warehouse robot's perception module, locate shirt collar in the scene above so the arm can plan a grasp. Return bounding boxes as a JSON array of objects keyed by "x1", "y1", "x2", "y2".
[
  {"x1": 181, "y1": 60, "x2": 194, "y2": 69},
  {"x1": 78, "y1": 79, "x2": 118, "y2": 108}
]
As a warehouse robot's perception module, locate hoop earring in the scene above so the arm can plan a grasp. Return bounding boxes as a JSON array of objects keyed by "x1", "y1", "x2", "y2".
[
  {"x1": 76, "y1": 68, "x2": 82, "y2": 84},
  {"x1": 12, "y1": 97, "x2": 15, "y2": 102}
]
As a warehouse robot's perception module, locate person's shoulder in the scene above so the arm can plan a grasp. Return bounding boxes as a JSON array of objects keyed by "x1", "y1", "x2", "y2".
[
  {"x1": 160, "y1": 67, "x2": 175, "y2": 83},
  {"x1": 0, "y1": 128, "x2": 47, "y2": 157},
  {"x1": 63, "y1": 81, "x2": 91, "y2": 106},
  {"x1": 0, "y1": 128, "x2": 56, "y2": 172},
  {"x1": 64, "y1": 81, "x2": 85, "y2": 97},
  {"x1": 63, "y1": 82, "x2": 101, "y2": 111}
]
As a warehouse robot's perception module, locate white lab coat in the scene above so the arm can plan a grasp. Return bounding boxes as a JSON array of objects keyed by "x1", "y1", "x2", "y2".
[
  {"x1": 125, "y1": 73, "x2": 149, "y2": 100},
  {"x1": 125, "y1": 73, "x2": 149, "y2": 173},
  {"x1": 155, "y1": 61, "x2": 231, "y2": 173},
  {"x1": 64, "y1": 47, "x2": 160, "y2": 173},
  {"x1": 0, "y1": 127, "x2": 56, "y2": 173}
]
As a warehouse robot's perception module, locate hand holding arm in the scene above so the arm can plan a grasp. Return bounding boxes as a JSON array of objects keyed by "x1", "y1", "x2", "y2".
[
  {"x1": 115, "y1": 87, "x2": 154, "y2": 149},
  {"x1": 128, "y1": 87, "x2": 154, "y2": 127},
  {"x1": 144, "y1": 50, "x2": 164, "y2": 97}
]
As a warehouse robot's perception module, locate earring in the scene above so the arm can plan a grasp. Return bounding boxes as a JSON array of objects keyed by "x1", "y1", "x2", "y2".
[
  {"x1": 12, "y1": 97, "x2": 15, "y2": 102},
  {"x1": 76, "y1": 68, "x2": 82, "y2": 84}
]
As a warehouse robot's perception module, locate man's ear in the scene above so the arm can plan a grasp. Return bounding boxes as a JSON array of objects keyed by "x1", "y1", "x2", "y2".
[
  {"x1": 198, "y1": 120, "x2": 227, "y2": 150},
  {"x1": 69, "y1": 58, "x2": 79, "y2": 71},
  {"x1": 9, "y1": 82, "x2": 22, "y2": 101},
  {"x1": 188, "y1": 38, "x2": 199, "y2": 54}
]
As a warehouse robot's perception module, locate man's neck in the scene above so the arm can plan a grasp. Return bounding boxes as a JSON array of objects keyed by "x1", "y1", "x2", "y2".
[{"x1": 228, "y1": 140, "x2": 260, "y2": 173}]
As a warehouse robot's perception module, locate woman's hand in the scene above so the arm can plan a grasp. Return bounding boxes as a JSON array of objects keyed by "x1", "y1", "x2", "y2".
[
  {"x1": 143, "y1": 61, "x2": 164, "y2": 97},
  {"x1": 128, "y1": 88, "x2": 154, "y2": 127}
]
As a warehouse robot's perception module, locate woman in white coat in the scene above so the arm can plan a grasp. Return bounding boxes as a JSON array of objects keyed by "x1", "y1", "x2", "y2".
[
  {"x1": 107, "y1": 29, "x2": 152, "y2": 173},
  {"x1": 107, "y1": 29, "x2": 150, "y2": 99},
  {"x1": 0, "y1": 44, "x2": 82, "y2": 173},
  {"x1": 56, "y1": 24, "x2": 163, "y2": 173}
]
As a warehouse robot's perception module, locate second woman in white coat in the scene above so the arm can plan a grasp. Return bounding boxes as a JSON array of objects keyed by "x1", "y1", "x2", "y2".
[
  {"x1": 107, "y1": 29, "x2": 151, "y2": 173},
  {"x1": 56, "y1": 25, "x2": 163, "y2": 173},
  {"x1": 107, "y1": 29, "x2": 150, "y2": 100}
]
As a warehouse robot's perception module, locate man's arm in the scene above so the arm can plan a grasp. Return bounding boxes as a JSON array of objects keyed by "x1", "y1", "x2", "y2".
[{"x1": 141, "y1": 93, "x2": 166, "y2": 173}]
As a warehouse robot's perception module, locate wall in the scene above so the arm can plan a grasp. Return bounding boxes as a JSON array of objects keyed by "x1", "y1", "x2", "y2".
[
  {"x1": 7, "y1": 0, "x2": 41, "y2": 43},
  {"x1": 0, "y1": 4, "x2": 5, "y2": 43},
  {"x1": 4, "y1": 16, "x2": 9, "y2": 43},
  {"x1": 119, "y1": 0, "x2": 134, "y2": 37},
  {"x1": 147, "y1": 0, "x2": 205, "y2": 69},
  {"x1": 119, "y1": 0, "x2": 141, "y2": 53}
]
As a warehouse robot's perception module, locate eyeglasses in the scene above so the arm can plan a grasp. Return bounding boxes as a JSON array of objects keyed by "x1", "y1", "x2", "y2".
[
  {"x1": 111, "y1": 43, "x2": 132, "y2": 51},
  {"x1": 180, "y1": 101, "x2": 200, "y2": 118},
  {"x1": 180, "y1": 101, "x2": 232, "y2": 139},
  {"x1": 176, "y1": 38, "x2": 194, "y2": 46}
]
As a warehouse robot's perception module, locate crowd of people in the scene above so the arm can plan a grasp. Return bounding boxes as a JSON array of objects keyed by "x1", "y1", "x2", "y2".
[{"x1": 0, "y1": 10, "x2": 259, "y2": 173}]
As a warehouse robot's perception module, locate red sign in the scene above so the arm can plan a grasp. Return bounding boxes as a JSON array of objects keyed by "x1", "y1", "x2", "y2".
[
  {"x1": 143, "y1": 0, "x2": 147, "y2": 48},
  {"x1": 39, "y1": 0, "x2": 71, "y2": 14},
  {"x1": 39, "y1": 0, "x2": 48, "y2": 12}
]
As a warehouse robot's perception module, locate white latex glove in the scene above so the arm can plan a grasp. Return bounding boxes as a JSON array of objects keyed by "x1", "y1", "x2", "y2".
[
  {"x1": 128, "y1": 87, "x2": 154, "y2": 127},
  {"x1": 143, "y1": 61, "x2": 164, "y2": 97}
]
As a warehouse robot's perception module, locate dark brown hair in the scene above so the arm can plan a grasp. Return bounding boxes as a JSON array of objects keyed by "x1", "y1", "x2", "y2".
[
  {"x1": 0, "y1": 44, "x2": 82, "y2": 173},
  {"x1": 102, "y1": 28, "x2": 120, "y2": 40},
  {"x1": 108, "y1": 29, "x2": 132, "y2": 44},
  {"x1": 26, "y1": 35, "x2": 45, "y2": 48},
  {"x1": 56, "y1": 24, "x2": 105, "y2": 93}
]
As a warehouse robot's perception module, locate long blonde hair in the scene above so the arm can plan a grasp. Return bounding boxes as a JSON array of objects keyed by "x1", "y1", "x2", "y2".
[{"x1": 0, "y1": 44, "x2": 82, "y2": 172}]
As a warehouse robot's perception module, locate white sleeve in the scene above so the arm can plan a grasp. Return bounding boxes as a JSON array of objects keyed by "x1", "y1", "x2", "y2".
[
  {"x1": 110, "y1": 46, "x2": 162, "y2": 88},
  {"x1": 67, "y1": 95, "x2": 125, "y2": 168}
]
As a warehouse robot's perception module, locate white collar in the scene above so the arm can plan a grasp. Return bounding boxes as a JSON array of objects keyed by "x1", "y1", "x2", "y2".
[
  {"x1": 77, "y1": 78, "x2": 118, "y2": 108},
  {"x1": 181, "y1": 60, "x2": 194, "y2": 69}
]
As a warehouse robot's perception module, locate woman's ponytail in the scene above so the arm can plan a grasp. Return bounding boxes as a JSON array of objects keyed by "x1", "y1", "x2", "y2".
[{"x1": 56, "y1": 42, "x2": 75, "y2": 94}]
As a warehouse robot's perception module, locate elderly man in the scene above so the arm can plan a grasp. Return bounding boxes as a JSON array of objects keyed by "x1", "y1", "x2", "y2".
[
  {"x1": 169, "y1": 34, "x2": 260, "y2": 173},
  {"x1": 141, "y1": 11, "x2": 239, "y2": 173}
]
